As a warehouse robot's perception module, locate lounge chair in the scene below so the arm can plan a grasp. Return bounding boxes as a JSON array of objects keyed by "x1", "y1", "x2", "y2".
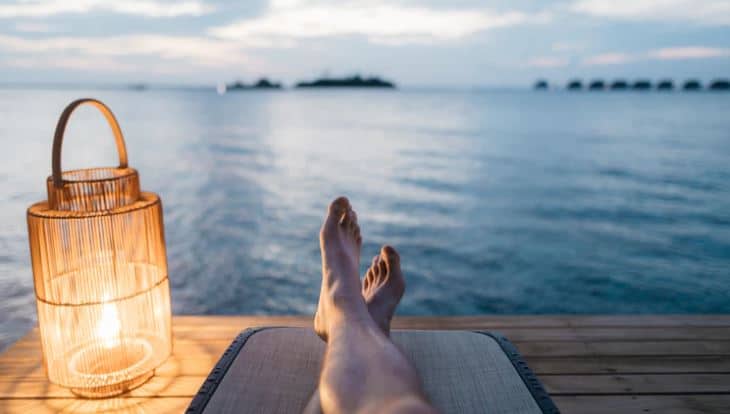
[{"x1": 187, "y1": 327, "x2": 559, "y2": 413}]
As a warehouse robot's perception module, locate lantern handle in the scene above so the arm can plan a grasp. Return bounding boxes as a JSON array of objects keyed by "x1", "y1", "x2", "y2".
[{"x1": 52, "y1": 98, "x2": 129, "y2": 188}]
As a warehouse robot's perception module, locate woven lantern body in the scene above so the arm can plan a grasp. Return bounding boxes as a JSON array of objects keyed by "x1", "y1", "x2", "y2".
[{"x1": 26, "y1": 99, "x2": 172, "y2": 398}]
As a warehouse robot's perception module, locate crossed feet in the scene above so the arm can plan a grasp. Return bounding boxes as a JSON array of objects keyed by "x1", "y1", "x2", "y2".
[{"x1": 314, "y1": 196, "x2": 405, "y2": 340}]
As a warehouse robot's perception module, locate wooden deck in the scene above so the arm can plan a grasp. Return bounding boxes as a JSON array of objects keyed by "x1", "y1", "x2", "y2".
[{"x1": 1, "y1": 315, "x2": 729, "y2": 413}]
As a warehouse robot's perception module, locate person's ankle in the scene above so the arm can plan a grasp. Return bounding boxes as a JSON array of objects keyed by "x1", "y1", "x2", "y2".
[{"x1": 327, "y1": 308, "x2": 379, "y2": 337}]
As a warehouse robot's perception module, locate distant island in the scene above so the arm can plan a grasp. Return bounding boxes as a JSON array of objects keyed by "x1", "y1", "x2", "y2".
[
  {"x1": 632, "y1": 79, "x2": 652, "y2": 90},
  {"x1": 656, "y1": 79, "x2": 674, "y2": 91},
  {"x1": 610, "y1": 80, "x2": 629, "y2": 90},
  {"x1": 683, "y1": 80, "x2": 702, "y2": 91},
  {"x1": 226, "y1": 78, "x2": 282, "y2": 91},
  {"x1": 533, "y1": 78, "x2": 729, "y2": 92},
  {"x1": 588, "y1": 80, "x2": 605, "y2": 90},
  {"x1": 296, "y1": 75, "x2": 395, "y2": 89},
  {"x1": 709, "y1": 79, "x2": 730, "y2": 90},
  {"x1": 566, "y1": 79, "x2": 583, "y2": 90}
]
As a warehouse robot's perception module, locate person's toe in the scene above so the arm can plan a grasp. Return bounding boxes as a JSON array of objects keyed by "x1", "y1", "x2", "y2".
[
  {"x1": 323, "y1": 197, "x2": 349, "y2": 234},
  {"x1": 330, "y1": 196, "x2": 350, "y2": 215},
  {"x1": 343, "y1": 206, "x2": 357, "y2": 228},
  {"x1": 382, "y1": 245, "x2": 399, "y2": 272},
  {"x1": 363, "y1": 272, "x2": 371, "y2": 290}
]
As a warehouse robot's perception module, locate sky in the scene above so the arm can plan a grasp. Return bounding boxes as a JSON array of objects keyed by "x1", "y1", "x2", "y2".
[{"x1": 0, "y1": 0, "x2": 728, "y2": 87}]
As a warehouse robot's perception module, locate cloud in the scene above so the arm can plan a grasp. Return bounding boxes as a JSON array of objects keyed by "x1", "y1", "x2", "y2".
[
  {"x1": 581, "y1": 46, "x2": 730, "y2": 66},
  {"x1": 0, "y1": 0, "x2": 213, "y2": 18},
  {"x1": 527, "y1": 57, "x2": 570, "y2": 68},
  {"x1": 571, "y1": 0, "x2": 730, "y2": 25},
  {"x1": 14, "y1": 22, "x2": 56, "y2": 33},
  {"x1": 582, "y1": 52, "x2": 634, "y2": 65},
  {"x1": 210, "y1": 1, "x2": 548, "y2": 45},
  {"x1": 0, "y1": 34, "x2": 257, "y2": 71},
  {"x1": 648, "y1": 46, "x2": 730, "y2": 60}
]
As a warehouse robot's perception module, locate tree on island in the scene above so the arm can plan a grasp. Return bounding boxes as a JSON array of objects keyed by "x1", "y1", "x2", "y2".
[
  {"x1": 227, "y1": 77, "x2": 283, "y2": 90},
  {"x1": 295, "y1": 75, "x2": 395, "y2": 88},
  {"x1": 588, "y1": 80, "x2": 605, "y2": 90},
  {"x1": 656, "y1": 79, "x2": 674, "y2": 91},
  {"x1": 683, "y1": 79, "x2": 702, "y2": 91},
  {"x1": 610, "y1": 80, "x2": 628, "y2": 90},
  {"x1": 632, "y1": 80, "x2": 652, "y2": 90},
  {"x1": 566, "y1": 79, "x2": 583, "y2": 90},
  {"x1": 709, "y1": 79, "x2": 730, "y2": 90}
]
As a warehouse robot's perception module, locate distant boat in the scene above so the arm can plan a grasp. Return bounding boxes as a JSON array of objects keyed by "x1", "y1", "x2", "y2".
[
  {"x1": 610, "y1": 80, "x2": 629, "y2": 90},
  {"x1": 656, "y1": 79, "x2": 674, "y2": 91},
  {"x1": 533, "y1": 79, "x2": 549, "y2": 90},
  {"x1": 632, "y1": 80, "x2": 652, "y2": 90},
  {"x1": 227, "y1": 78, "x2": 282, "y2": 91},
  {"x1": 588, "y1": 80, "x2": 605, "y2": 91},
  {"x1": 566, "y1": 79, "x2": 583, "y2": 90},
  {"x1": 129, "y1": 83, "x2": 147, "y2": 91},
  {"x1": 683, "y1": 80, "x2": 702, "y2": 91},
  {"x1": 296, "y1": 75, "x2": 395, "y2": 89},
  {"x1": 709, "y1": 79, "x2": 730, "y2": 91}
]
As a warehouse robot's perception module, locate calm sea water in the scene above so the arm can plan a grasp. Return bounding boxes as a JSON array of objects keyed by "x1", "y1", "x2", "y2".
[{"x1": 1, "y1": 88, "x2": 729, "y2": 349}]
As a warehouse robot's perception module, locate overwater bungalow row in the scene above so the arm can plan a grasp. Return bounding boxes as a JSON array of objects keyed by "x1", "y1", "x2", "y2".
[{"x1": 534, "y1": 78, "x2": 730, "y2": 91}]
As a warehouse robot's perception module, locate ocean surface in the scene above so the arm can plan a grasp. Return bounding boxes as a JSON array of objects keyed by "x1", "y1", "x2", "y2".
[{"x1": 1, "y1": 88, "x2": 729, "y2": 349}]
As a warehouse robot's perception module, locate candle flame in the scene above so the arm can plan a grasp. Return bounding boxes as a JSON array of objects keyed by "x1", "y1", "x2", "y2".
[{"x1": 97, "y1": 299, "x2": 121, "y2": 348}]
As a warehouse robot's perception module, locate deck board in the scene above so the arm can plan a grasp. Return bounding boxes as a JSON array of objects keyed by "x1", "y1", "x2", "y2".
[{"x1": 1, "y1": 315, "x2": 729, "y2": 413}]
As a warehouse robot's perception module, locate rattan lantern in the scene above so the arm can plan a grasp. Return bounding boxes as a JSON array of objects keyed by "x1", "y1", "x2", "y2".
[{"x1": 26, "y1": 98, "x2": 172, "y2": 398}]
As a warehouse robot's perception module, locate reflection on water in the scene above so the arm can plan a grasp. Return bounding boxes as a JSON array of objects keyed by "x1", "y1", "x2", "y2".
[{"x1": 1, "y1": 88, "x2": 729, "y2": 349}]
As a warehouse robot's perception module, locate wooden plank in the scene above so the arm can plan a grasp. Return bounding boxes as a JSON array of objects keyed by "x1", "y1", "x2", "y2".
[
  {"x1": 8, "y1": 354, "x2": 728, "y2": 383},
  {"x1": 6, "y1": 372, "x2": 729, "y2": 399},
  {"x1": 0, "y1": 375, "x2": 206, "y2": 398},
  {"x1": 13, "y1": 321, "x2": 728, "y2": 344},
  {"x1": 4, "y1": 396, "x2": 730, "y2": 414},
  {"x1": 8, "y1": 339, "x2": 729, "y2": 368},
  {"x1": 0, "y1": 356, "x2": 222, "y2": 379},
  {"x1": 7, "y1": 315, "x2": 730, "y2": 346},
  {"x1": 171, "y1": 314, "x2": 730, "y2": 328},
  {"x1": 556, "y1": 315, "x2": 730, "y2": 328},
  {"x1": 553, "y1": 395, "x2": 730, "y2": 414},
  {"x1": 514, "y1": 341, "x2": 730, "y2": 357},
  {"x1": 171, "y1": 325, "x2": 730, "y2": 342},
  {"x1": 527, "y1": 356, "x2": 730, "y2": 375},
  {"x1": 0, "y1": 397, "x2": 191, "y2": 414},
  {"x1": 542, "y1": 374, "x2": 730, "y2": 395},
  {"x1": 0, "y1": 341, "x2": 230, "y2": 379}
]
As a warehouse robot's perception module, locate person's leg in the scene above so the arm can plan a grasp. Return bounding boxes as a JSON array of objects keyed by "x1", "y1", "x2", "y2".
[
  {"x1": 311, "y1": 197, "x2": 436, "y2": 414},
  {"x1": 303, "y1": 245, "x2": 406, "y2": 414}
]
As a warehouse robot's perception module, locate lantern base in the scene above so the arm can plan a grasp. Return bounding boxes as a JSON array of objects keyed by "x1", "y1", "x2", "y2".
[{"x1": 70, "y1": 369, "x2": 154, "y2": 398}]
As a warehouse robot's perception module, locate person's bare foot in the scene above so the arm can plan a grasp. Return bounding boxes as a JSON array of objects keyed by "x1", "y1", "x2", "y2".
[
  {"x1": 363, "y1": 245, "x2": 405, "y2": 337},
  {"x1": 304, "y1": 243, "x2": 407, "y2": 414},
  {"x1": 314, "y1": 197, "x2": 367, "y2": 341}
]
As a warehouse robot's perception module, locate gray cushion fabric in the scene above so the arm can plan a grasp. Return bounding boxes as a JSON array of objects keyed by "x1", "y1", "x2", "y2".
[{"x1": 202, "y1": 328, "x2": 546, "y2": 414}]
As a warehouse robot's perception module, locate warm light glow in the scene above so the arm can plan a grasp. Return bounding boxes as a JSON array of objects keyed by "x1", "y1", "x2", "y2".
[
  {"x1": 97, "y1": 298, "x2": 122, "y2": 349},
  {"x1": 27, "y1": 99, "x2": 172, "y2": 398}
]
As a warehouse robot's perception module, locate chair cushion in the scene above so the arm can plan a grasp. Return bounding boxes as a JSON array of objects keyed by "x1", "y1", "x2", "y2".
[{"x1": 187, "y1": 327, "x2": 558, "y2": 414}]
